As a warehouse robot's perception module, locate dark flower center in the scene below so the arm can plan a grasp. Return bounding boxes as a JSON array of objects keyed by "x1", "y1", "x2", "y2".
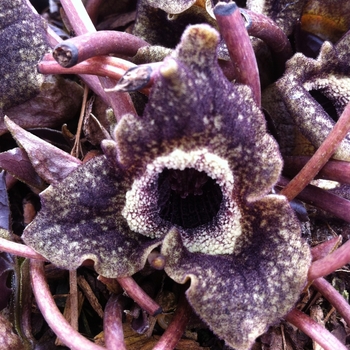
[{"x1": 157, "y1": 168, "x2": 223, "y2": 229}]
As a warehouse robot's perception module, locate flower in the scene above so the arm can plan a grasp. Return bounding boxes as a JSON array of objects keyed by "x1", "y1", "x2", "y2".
[{"x1": 12, "y1": 25, "x2": 310, "y2": 349}]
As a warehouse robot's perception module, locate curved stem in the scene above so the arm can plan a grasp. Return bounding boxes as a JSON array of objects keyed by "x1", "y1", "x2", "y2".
[
  {"x1": 278, "y1": 177, "x2": 350, "y2": 223},
  {"x1": 152, "y1": 293, "x2": 192, "y2": 350},
  {"x1": 280, "y1": 101, "x2": 350, "y2": 201},
  {"x1": 103, "y1": 294, "x2": 126, "y2": 350},
  {"x1": 308, "y1": 239, "x2": 350, "y2": 280},
  {"x1": 214, "y1": 2, "x2": 261, "y2": 106},
  {"x1": 0, "y1": 238, "x2": 46, "y2": 261},
  {"x1": 312, "y1": 277, "x2": 350, "y2": 326},
  {"x1": 311, "y1": 236, "x2": 342, "y2": 261},
  {"x1": 286, "y1": 308, "x2": 347, "y2": 350},
  {"x1": 117, "y1": 277, "x2": 162, "y2": 316},
  {"x1": 283, "y1": 156, "x2": 350, "y2": 184},
  {"x1": 30, "y1": 260, "x2": 105, "y2": 350},
  {"x1": 53, "y1": 31, "x2": 149, "y2": 68}
]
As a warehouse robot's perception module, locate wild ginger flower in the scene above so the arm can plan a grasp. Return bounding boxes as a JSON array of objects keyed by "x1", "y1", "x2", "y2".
[{"x1": 9, "y1": 25, "x2": 310, "y2": 349}]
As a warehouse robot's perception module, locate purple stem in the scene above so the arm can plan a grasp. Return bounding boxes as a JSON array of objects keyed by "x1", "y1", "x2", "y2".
[
  {"x1": 53, "y1": 31, "x2": 149, "y2": 68},
  {"x1": 313, "y1": 277, "x2": 350, "y2": 326},
  {"x1": 280, "y1": 101, "x2": 350, "y2": 201},
  {"x1": 152, "y1": 293, "x2": 192, "y2": 350},
  {"x1": 240, "y1": 9, "x2": 293, "y2": 71},
  {"x1": 214, "y1": 2, "x2": 261, "y2": 106},
  {"x1": 117, "y1": 277, "x2": 162, "y2": 316},
  {"x1": 103, "y1": 294, "x2": 126, "y2": 350},
  {"x1": 284, "y1": 156, "x2": 350, "y2": 184},
  {"x1": 311, "y1": 236, "x2": 342, "y2": 261},
  {"x1": 308, "y1": 239, "x2": 350, "y2": 280},
  {"x1": 30, "y1": 260, "x2": 105, "y2": 350},
  {"x1": 286, "y1": 308, "x2": 347, "y2": 350},
  {"x1": 278, "y1": 177, "x2": 350, "y2": 223},
  {"x1": 59, "y1": 0, "x2": 137, "y2": 119},
  {"x1": 0, "y1": 238, "x2": 46, "y2": 261}
]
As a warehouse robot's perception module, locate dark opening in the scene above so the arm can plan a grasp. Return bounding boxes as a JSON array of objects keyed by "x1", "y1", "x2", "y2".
[
  {"x1": 157, "y1": 168, "x2": 223, "y2": 229},
  {"x1": 309, "y1": 90, "x2": 339, "y2": 122}
]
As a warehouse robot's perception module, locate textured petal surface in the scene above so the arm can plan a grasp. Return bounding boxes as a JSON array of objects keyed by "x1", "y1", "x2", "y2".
[
  {"x1": 116, "y1": 25, "x2": 282, "y2": 200},
  {"x1": 161, "y1": 195, "x2": 311, "y2": 350},
  {"x1": 22, "y1": 156, "x2": 160, "y2": 277}
]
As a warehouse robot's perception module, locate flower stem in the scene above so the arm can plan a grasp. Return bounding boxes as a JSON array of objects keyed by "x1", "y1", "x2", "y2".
[
  {"x1": 60, "y1": 0, "x2": 96, "y2": 35},
  {"x1": 311, "y1": 236, "x2": 342, "y2": 261},
  {"x1": 103, "y1": 294, "x2": 127, "y2": 350},
  {"x1": 284, "y1": 156, "x2": 350, "y2": 184},
  {"x1": 278, "y1": 176, "x2": 350, "y2": 222},
  {"x1": 286, "y1": 308, "x2": 347, "y2": 350},
  {"x1": 0, "y1": 238, "x2": 46, "y2": 261},
  {"x1": 214, "y1": 2, "x2": 261, "y2": 106},
  {"x1": 240, "y1": 9, "x2": 293, "y2": 71},
  {"x1": 312, "y1": 277, "x2": 350, "y2": 326},
  {"x1": 308, "y1": 239, "x2": 350, "y2": 280},
  {"x1": 53, "y1": 31, "x2": 149, "y2": 68},
  {"x1": 280, "y1": 101, "x2": 350, "y2": 201},
  {"x1": 152, "y1": 293, "x2": 192, "y2": 350},
  {"x1": 30, "y1": 260, "x2": 105, "y2": 350},
  {"x1": 117, "y1": 277, "x2": 162, "y2": 316}
]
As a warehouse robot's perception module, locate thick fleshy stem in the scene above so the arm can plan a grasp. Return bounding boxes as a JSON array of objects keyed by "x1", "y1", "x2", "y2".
[
  {"x1": 30, "y1": 260, "x2": 105, "y2": 350},
  {"x1": 240, "y1": 9, "x2": 293, "y2": 71},
  {"x1": 39, "y1": 53, "x2": 132, "y2": 80},
  {"x1": 59, "y1": 0, "x2": 137, "y2": 119},
  {"x1": 117, "y1": 277, "x2": 162, "y2": 316},
  {"x1": 103, "y1": 294, "x2": 127, "y2": 350},
  {"x1": 312, "y1": 277, "x2": 350, "y2": 326},
  {"x1": 214, "y1": 2, "x2": 261, "y2": 106},
  {"x1": 280, "y1": 101, "x2": 350, "y2": 201},
  {"x1": 53, "y1": 31, "x2": 149, "y2": 68},
  {"x1": 278, "y1": 177, "x2": 350, "y2": 223},
  {"x1": 283, "y1": 156, "x2": 350, "y2": 184},
  {"x1": 286, "y1": 308, "x2": 347, "y2": 350},
  {"x1": 0, "y1": 238, "x2": 46, "y2": 261},
  {"x1": 308, "y1": 239, "x2": 350, "y2": 280},
  {"x1": 152, "y1": 293, "x2": 192, "y2": 350},
  {"x1": 311, "y1": 236, "x2": 342, "y2": 261}
]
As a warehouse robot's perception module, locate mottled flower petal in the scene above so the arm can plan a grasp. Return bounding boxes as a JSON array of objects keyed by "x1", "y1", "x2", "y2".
[
  {"x1": 161, "y1": 195, "x2": 311, "y2": 350},
  {"x1": 116, "y1": 25, "x2": 282, "y2": 201},
  {"x1": 22, "y1": 156, "x2": 160, "y2": 277},
  {"x1": 263, "y1": 34, "x2": 350, "y2": 160}
]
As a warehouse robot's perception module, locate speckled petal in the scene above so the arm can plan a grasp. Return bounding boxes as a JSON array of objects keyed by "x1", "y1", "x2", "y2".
[
  {"x1": 161, "y1": 195, "x2": 311, "y2": 350},
  {"x1": 263, "y1": 32, "x2": 350, "y2": 160},
  {"x1": 115, "y1": 24, "x2": 282, "y2": 200},
  {"x1": 22, "y1": 156, "x2": 160, "y2": 277}
]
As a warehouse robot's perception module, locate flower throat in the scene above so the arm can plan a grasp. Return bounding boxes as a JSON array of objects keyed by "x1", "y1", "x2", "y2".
[{"x1": 157, "y1": 168, "x2": 223, "y2": 229}]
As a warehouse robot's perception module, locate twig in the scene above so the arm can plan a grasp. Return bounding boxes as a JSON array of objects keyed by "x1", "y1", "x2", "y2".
[
  {"x1": 308, "y1": 239, "x2": 350, "y2": 280},
  {"x1": 117, "y1": 277, "x2": 162, "y2": 316},
  {"x1": 286, "y1": 308, "x2": 347, "y2": 350},
  {"x1": 312, "y1": 277, "x2": 350, "y2": 326},
  {"x1": 152, "y1": 293, "x2": 192, "y2": 350},
  {"x1": 214, "y1": 2, "x2": 260, "y2": 106},
  {"x1": 280, "y1": 101, "x2": 350, "y2": 201},
  {"x1": 69, "y1": 270, "x2": 79, "y2": 332},
  {"x1": 103, "y1": 294, "x2": 127, "y2": 350},
  {"x1": 53, "y1": 31, "x2": 149, "y2": 67},
  {"x1": 30, "y1": 260, "x2": 105, "y2": 350}
]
